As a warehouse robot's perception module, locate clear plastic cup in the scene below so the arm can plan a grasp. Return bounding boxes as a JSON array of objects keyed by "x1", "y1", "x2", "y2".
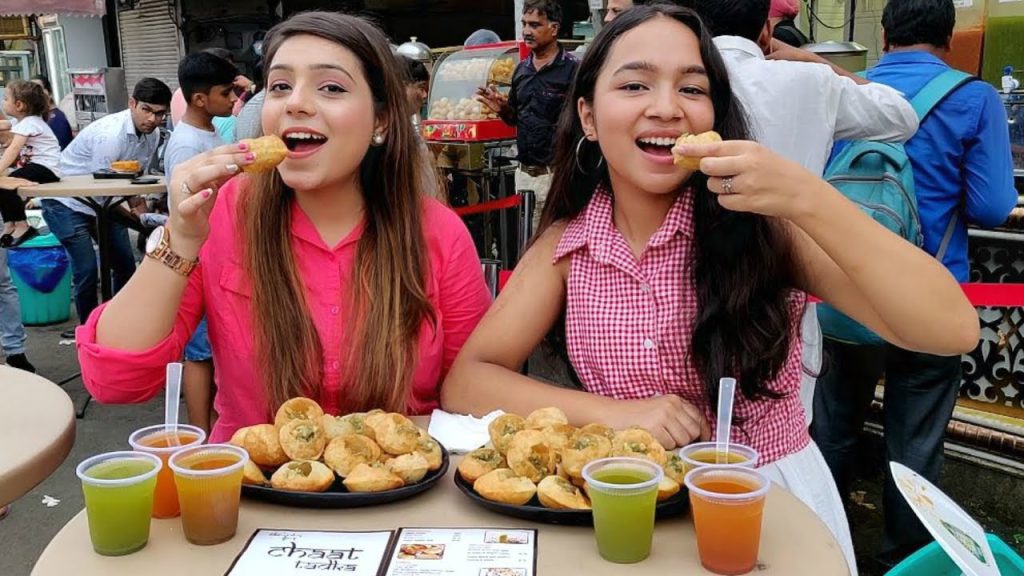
[
  {"x1": 678, "y1": 441, "x2": 759, "y2": 476},
  {"x1": 128, "y1": 424, "x2": 206, "y2": 519},
  {"x1": 168, "y1": 443, "x2": 248, "y2": 545},
  {"x1": 582, "y1": 457, "x2": 664, "y2": 564},
  {"x1": 76, "y1": 451, "x2": 162, "y2": 556},
  {"x1": 685, "y1": 465, "x2": 771, "y2": 575}
]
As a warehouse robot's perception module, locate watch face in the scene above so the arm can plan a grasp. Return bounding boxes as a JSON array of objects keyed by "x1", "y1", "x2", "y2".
[{"x1": 146, "y1": 226, "x2": 165, "y2": 254}]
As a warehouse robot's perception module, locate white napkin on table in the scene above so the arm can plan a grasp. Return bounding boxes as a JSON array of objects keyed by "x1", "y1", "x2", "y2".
[{"x1": 427, "y1": 409, "x2": 504, "y2": 454}]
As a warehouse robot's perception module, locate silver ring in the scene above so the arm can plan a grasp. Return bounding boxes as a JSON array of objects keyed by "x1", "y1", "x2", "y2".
[
  {"x1": 722, "y1": 177, "x2": 734, "y2": 195},
  {"x1": 181, "y1": 181, "x2": 194, "y2": 196}
]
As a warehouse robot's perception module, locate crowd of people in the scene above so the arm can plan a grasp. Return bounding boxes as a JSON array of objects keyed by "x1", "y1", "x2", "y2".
[{"x1": 1, "y1": 0, "x2": 1018, "y2": 572}]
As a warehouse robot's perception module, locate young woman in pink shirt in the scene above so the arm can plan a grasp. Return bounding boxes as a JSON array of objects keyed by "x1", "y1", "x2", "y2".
[
  {"x1": 442, "y1": 6, "x2": 977, "y2": 570},
  {"x1": 78, "y1": 12, "x2": 491, "y2": 444}
]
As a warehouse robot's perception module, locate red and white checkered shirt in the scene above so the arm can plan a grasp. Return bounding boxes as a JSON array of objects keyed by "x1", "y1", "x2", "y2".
[{"x1": 553, "y1": 187, "x2": 811, "y2": 465}]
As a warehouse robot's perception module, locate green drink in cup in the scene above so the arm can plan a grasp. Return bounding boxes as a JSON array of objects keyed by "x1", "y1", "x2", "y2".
[
  {"x1": 76, "y1": 451, "x2": 162, "y2": 556},
  {"x1": 582, "y1": 457, "x2": 664, "y2": 563}
]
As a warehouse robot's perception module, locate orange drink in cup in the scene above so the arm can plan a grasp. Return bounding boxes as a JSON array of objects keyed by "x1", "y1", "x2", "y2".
[
  {"x1": 678, "y1": 441, "x2": 759, "y2": 475},
  {"x1": 128, "y1": 424, "x2": 206, "y2": 518},
  {"x1": 168, "y1": 444, "x2": 248, "y2": 545},
  {"x1": 685, "y1": 465, "x2": 770, "y2": 575}
]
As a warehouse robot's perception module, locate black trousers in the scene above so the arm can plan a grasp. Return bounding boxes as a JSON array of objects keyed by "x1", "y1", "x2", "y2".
[
  {"x1": 811, "y1": 338, "x2": 962, "y2": 559},
  {"x1": 0, "y1": 163, "x2": 59, "y2": 223}
]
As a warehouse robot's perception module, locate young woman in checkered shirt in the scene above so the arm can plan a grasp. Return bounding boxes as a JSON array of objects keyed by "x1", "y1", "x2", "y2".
[{"x1": 441, "y1": 6, "x2": 977, "y2": 568}]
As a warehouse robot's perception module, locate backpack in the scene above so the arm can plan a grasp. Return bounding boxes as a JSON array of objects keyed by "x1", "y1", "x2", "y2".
[{"x1": 817, "y1": 68, "x2": 974, "y2": 346}]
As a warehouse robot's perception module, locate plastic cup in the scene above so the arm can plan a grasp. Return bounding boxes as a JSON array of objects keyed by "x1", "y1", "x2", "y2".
[
  {"x1": 168, "y1": 443, "x2": 248, "y2": 545},
  {"x1": 128, "y1": 424, "x2": 206, "y2": 518},
  {"x1": 582, "y1": 457, "x2": 663, "y2": 564},
  {"x1": 678, "y1": 441, "x2": 759, "y2": 475},
  {"x1": 76, "y1": 451, "x2": 162, "y2": 556},
  {"x1": 685, "y1": 465, "x2": 771, "y2": 575}
]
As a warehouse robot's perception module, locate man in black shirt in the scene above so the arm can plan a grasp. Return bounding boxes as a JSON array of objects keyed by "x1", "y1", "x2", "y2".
[{"x1": 477, "y1": 0, "x2": 578, "y2": 231}]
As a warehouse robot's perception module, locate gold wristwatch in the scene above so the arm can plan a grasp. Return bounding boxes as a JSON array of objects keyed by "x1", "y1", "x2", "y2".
[{"x1": 145, "y1": 226, "x2": 198, "y2": 276}]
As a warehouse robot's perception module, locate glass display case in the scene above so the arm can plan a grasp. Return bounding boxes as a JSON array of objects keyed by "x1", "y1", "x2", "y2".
[{"x1": 423, "y1": 41, "x2": 521, "y2": 142}]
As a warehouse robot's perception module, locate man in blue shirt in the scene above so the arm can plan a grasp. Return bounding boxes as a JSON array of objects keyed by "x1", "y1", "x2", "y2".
[{"x1": 811, "y1": 0, "x2": 1017, "y2": 568}]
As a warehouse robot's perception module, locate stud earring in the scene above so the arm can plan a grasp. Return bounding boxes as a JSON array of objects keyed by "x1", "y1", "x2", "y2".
[{"x1": 372, "y1": 132, "x2": 385, "y2": 145}]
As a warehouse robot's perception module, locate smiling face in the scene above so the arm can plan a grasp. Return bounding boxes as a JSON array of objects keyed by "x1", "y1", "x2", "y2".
[
  {"x1": 579, "y1": 16, "x2": 715, "y2": 197},
  {"x1": 262, "y1": 34, "x2": 384, "y2": 194}
]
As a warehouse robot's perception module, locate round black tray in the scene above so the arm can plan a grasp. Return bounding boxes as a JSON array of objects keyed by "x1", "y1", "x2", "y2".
[
  {"x1": 453, "y1": 471, "x2": 688, "y2": 526},
  {"x1": 242, "y1": 445, "x2": 449, "y2": 508}
]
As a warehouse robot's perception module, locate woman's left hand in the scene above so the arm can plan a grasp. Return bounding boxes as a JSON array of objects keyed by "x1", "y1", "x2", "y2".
[{"x1": 672, "y1": 139, "x2": 818, "y2": 222}]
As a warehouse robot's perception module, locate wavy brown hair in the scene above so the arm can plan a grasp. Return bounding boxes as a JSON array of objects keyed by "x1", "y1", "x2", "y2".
[{"x1": 240, "y1": 11, "x2": 435, "y2": 416}]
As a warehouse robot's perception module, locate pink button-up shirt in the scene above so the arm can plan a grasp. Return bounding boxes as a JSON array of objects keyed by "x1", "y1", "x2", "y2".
[
  {"x1": 78, "y1": 177, "x2": 492, "y2": 442},
  {"x1": 553, "y1": 188, "x2": 809, "y2": 464}
]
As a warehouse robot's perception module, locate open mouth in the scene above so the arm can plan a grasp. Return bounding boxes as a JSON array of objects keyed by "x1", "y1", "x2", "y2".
[
  {"x1": 636, "y1": 136, "x2": 677, "y2": 157},
  {"x1": 282, "y1": 130, "x2": 328, "y2": 155}
]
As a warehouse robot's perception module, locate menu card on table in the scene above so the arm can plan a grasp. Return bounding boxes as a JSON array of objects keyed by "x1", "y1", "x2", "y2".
[{"x1": 225, "y1": 528, "x2": 538, "y2": 576}]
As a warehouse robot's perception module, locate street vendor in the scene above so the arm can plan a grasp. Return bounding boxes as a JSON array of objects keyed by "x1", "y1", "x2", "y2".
[{"x1": 476, "y1": 0, "x2": 578, "y2": 233}]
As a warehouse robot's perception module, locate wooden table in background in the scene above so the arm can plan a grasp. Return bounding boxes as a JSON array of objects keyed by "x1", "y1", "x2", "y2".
[{"x1": 0, "y1": 366, "x2": 76, "y2": 508}]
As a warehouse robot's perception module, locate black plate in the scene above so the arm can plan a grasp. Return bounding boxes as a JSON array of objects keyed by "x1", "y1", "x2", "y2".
[
  {"x1": 92, "y1": 169, "x2": 142, "y2": 179},
  {"x1": 242, "y1": 446, "x2": 449, "y2": 508},
  {"x1": 454, "y1": 472, "x2": 688, "y2": 526}
]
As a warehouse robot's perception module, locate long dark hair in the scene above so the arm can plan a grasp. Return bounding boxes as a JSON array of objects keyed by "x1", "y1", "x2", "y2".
[
  {"x1": 240, "y1": 11, "x2": 435, "y2": 416},
  {"x1": 540, "y1": 4, "x2": 798, "y2": 404}
]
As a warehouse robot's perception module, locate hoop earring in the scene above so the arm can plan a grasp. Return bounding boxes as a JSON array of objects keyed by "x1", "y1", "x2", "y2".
[{"x1": 574, "y1": 136, "x2": 604, "y2": 175}]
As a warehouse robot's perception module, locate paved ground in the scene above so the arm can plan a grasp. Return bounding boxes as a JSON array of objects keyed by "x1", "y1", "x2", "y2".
[{"x1": 1, "y1": 318, "x2": 1022, "y2": 575}]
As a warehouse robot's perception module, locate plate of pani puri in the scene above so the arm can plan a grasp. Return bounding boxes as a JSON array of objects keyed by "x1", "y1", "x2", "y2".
[
  {"x1": 232, "y1": 397, "x2": 449, "y2": 508},
  {"x1": 453, "y1": 406, "x2": 688, "y2": 525}
]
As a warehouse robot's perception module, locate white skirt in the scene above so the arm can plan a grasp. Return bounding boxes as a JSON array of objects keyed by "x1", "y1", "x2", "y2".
[{"x1": 760, "y1": 440, "x2": 858, "y2": 576}]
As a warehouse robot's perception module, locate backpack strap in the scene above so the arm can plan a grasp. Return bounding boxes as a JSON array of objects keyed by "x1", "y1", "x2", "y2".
[
  {"x1": 935, "y1": 213, "x2": 958, "y2": 262},
  {"x1": 909, "y1": 69, "x2": 974, "y2": 121}
]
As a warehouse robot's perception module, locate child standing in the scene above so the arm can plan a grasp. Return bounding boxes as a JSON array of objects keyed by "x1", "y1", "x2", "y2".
[{"x1": 0, "y1": 80, "x2": 61, "y2": 247}]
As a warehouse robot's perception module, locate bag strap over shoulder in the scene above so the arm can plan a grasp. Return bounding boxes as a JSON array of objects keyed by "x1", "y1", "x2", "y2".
[{"x1": 910, "y1": 69, "x2": 974, "y2": 121}]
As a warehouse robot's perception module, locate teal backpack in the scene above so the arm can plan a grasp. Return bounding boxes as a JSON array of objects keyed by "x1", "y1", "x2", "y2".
[{"x1": 817, "y1": 68, "x2": 973, "y2": 345}]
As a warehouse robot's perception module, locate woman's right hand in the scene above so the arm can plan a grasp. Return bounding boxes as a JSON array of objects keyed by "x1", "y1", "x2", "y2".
[
  {"x1": 168, "y1": 142, "x2": 255, "y2": 255},
  {"x1": 602, "y1": 395, "x2": 711, "y2": 450}
]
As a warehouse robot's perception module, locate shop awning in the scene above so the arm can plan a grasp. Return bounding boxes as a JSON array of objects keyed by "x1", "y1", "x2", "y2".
[{"x1": 0, "y1": 0, "x2": 105, "y2": 17}]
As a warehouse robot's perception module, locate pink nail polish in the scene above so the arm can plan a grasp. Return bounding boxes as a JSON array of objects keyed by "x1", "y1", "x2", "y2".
[
  {"x1": 245, "y1": 152, "x2": 256, "y2": 161},
  {"x1": 202, "y1": 190, "x2": 212, "y2": 198},
  {"x1": 239, "y1": 143, "x2": 249, "y2": 151}
]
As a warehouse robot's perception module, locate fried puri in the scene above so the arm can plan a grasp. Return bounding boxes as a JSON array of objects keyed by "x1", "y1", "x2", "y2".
[
  {"x1": 385, "y1": 452, "x2": 430, "y2": 484},
  {"x1": 537, "y1": 475, "x2": 591, "y2": 510},
  {"x1": 488, "y1": 414, "x2": 526, "y2": 456},
  {"x1": 672, "y1": 130, "x2": 722, "y2": 171},
  {"x1": 506, "y1": 429, "x2": 557, "y2": 483},
  {"x1": 279, "y1": 419, "x2": 327, "y2": 461},
  {"x1": 343, "y1": 462, "x2": 404, "y2": 493},
  {"x1": 562, "y1": 432, "x2": 612, "y2": 480},
  {"x1": 612, "y1": 427, "x2": 667, "y2": 465},
  {"x1": 473, "y1": 469, "x2": 537, "y2": 506},
  {"x1": 321, "y1": 413, "x2": 376, "y2": 441},
  {"x1": 524, "y1": 406, "x2": 569, "y2": 430},
  {"x1": 663, "y1": 453, "x2": 686, "y2": 485},
  {"x1": 323, "y1": 434, "x2": 382, "y2": 477},
  {"x1": 457, "y1": 447, "x2": 505, "y2": 483},
  {"x1": 541, "y1": 424, "x2": 577, "y2": 455},
  {"x1": 274, "y1": 397, "x2": 325, "y2": 429},
  {"x1": 270, "y1": 460, "x2": 334, "y2": 492},
  {"x1": 240, "y1": 135, "x2": 288, "y2": 173},
  {"x1": 416, "y1": 432, "x2": 444, "y2": 472},
  {"x1": 576, "y1": 423, "x2": 616, "y2": 443},
  {"x1": 657, "y1": 476, "x2": 681, "y2": 502},
  {"x1": 241, "y1": 459, "x2": 269, "y2": 486},
  {"x1": 230, "y1": 424, "x2": 289, "y2": 467},
  {"x1": 369, "y1": 413, "x2": 422, "y2": 455}
]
